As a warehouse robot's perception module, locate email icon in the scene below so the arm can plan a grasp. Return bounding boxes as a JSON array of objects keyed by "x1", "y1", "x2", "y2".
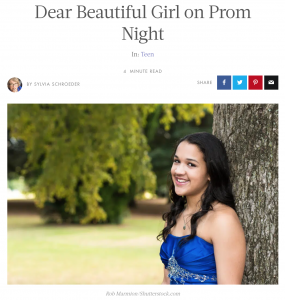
[{"x1": 264, "y1": 76, "x2": 278, "y2": 90}]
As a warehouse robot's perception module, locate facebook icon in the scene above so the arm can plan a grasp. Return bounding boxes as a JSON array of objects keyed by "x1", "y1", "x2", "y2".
[{"x1": 217, "y1": 76, "x2": 231, "y2": 90}]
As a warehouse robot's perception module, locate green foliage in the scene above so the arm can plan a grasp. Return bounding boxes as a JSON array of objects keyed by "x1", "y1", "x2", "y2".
[
  {"x1": 40, "y1": 180, "x2": 87, "y2": 224},
  {"x1": 8, "y1": 104, "x2": 213, "y2": 224},
  {"x1": 99, "y1": 180, "x2": 136, "y2": 224},
  {"x1": 159, "y1": 104, "x2": 213, "y2": 130},
  {"x1": 8, "y1": 177, "x2": 28, "y2": 191}
]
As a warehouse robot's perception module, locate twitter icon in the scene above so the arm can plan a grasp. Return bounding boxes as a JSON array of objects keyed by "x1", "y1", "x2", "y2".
[{"x1": 233, "y1": 76, "x2": 247, "y2": 90}]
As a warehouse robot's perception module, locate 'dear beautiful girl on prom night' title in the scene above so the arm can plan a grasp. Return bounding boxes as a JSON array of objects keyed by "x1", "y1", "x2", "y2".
[{"x1": 158, "y1": 132, "x2": 246, "y2": 285}]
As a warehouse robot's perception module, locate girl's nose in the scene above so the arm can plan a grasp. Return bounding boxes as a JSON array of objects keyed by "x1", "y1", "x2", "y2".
[{"x1": 175, "y1": 163, "x2": 186, "y2": 175}]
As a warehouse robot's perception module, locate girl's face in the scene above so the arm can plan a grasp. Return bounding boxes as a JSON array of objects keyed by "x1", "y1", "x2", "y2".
[{"x1": 171, "y1": 141, "x2": 210, "y2": 197}]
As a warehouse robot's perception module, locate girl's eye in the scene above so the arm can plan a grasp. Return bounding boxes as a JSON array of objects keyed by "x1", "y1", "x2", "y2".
[
  {"x1": 173, "y1": 160, "x2": 195, "y2": 167},
  {"x1": 188, "y1": 163, "x2": 196, "y2": 167}
]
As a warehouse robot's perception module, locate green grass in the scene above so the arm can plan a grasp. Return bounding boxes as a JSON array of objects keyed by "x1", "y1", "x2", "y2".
[{"x1": 8, "y1": 215, "x2": 165, "y2": 284}]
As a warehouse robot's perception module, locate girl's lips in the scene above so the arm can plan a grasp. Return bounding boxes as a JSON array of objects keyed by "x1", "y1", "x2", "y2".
[{"x1": 174, "y1": 177, "x2": 190, "y2": 185}]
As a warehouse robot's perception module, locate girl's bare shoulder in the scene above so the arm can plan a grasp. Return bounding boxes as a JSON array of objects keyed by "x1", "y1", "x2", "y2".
[
  {"x1": 207, "y1": 201, "x2": 244, "y2": 238},
  {"x1": 208, "y1": 201, "x2": 237, "y2": 218}
]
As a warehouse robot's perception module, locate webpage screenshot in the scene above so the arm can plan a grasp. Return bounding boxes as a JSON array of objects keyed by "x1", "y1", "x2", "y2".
[{"x1": 2, "y1": 1, "x2": 284, "y2": 299}]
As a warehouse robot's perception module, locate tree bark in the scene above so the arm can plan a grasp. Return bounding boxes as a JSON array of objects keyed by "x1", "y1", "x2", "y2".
[{"x1": 213, "y1": 104, "x2": 278, "y2": 284}]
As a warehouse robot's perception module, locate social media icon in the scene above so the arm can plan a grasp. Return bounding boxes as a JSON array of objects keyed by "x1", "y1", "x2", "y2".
[
  {"x1": 264, "y1": 76, "x2": 278, "y2": 90},
  {"x1": 217, "y1": 76, "x2": 231, "y2": 90},
  {"x1": 233, "y1": 76, "x2": 247, "y2": 90},
  {"x1": 248, "y1": 76, "x2": 263, "y2": 90}
]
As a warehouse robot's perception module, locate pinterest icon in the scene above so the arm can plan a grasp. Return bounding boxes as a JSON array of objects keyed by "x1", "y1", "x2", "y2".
[{"x1": 249, "y1": 76, "x2": 263, "y2": 90}]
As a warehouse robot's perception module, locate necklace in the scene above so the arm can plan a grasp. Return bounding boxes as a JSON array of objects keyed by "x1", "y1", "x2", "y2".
[
  {"x1": 182, "y1": 207, "x2": 191, "y2": 230},
  {"x1": 182, "y1": 205, "x2": 200, "y2": 230}
]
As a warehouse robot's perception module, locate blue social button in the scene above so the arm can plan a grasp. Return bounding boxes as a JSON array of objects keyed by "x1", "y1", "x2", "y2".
[
  {"x1": 217, "y1": 76, "x2": 231, "y2": 90},
  {"x1": 233, "y1": 76, "x2": 247, "y2": 90}
]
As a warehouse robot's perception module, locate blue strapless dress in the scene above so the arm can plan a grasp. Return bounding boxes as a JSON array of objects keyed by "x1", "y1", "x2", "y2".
[{"x1": 160, "y1": 234, "x2": 217, "y2": 284}]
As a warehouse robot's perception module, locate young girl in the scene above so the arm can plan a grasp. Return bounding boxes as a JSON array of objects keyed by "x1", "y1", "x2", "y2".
[{"x1": 158, "y1": 132, "x2": 246, "y2": 284}]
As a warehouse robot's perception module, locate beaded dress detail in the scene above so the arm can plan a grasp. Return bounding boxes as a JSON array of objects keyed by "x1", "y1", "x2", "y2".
[{"x1": 160, "y1": 234, "x2": 217, "y2": 285}]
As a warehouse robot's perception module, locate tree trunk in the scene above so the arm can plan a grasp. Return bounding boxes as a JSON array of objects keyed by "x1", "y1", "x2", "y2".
[{"x1": 212, "y1": 104, "x2": 278, "y2": 284}]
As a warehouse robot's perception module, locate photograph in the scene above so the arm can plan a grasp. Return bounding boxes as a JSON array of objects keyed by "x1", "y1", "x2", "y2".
[
  {"x1": 7, "y1": 104, "x2": 278, "y2": 285},
  {"x1": 7, "y1": 78, "x2": 22, "y2": 93}
]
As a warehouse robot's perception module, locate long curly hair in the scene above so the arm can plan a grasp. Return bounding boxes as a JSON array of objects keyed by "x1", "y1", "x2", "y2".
[{"x1": 157, "y1": 132, "x2": 235, "y2": 248}]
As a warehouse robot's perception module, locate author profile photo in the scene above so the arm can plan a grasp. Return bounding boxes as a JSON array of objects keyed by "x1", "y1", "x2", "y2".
[{"x1": 7, "y1": 77, "x2": 22, "y2": 93}]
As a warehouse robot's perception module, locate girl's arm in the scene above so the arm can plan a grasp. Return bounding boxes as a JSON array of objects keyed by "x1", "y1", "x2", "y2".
[
  {"x1": 210, "y1": 208, "x2": 246, "y2": 284},
  {"x1": 161, "y1": 267, "x2": 170, "y2": 284}
]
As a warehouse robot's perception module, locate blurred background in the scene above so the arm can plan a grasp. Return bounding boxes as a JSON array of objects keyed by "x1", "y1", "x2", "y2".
[{"x1": 7, "y1": 104, "x2": 213, "y2": 284}]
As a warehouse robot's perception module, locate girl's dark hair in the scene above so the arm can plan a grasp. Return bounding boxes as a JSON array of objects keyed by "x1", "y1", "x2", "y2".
[{"x1": 157, "y1": 132, "x2": 235, "y2": 248}]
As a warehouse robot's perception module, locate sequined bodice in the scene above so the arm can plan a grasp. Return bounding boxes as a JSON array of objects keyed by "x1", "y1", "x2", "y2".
[{"x1": 160, "y1": 234, "x2": 217, "y2": 285}]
